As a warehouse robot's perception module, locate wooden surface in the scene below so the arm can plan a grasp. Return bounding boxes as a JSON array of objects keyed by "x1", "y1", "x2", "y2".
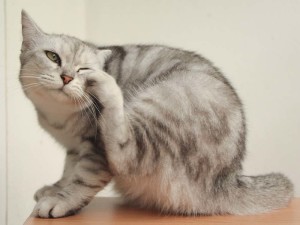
[{"x1": 25, "y1": 197, "x2": 300, "y2": 225}]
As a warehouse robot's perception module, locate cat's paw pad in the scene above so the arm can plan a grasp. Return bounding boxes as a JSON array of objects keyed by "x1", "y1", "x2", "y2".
[
  {"x1": 34, "y1": 185, "x2": 61, "y2": 202},
  {"x1": 33, "y1": 196, "x2": 81, "y2": 218}
]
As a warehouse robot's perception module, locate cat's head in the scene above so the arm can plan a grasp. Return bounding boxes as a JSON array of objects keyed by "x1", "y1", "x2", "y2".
[{"x1": 19, "y1": 10, "x2": 111, "y2": 110}]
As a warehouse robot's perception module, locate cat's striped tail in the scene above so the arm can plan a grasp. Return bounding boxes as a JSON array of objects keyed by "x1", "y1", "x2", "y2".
[{"x1": 226, "y1": 173, "x2": 293, "y2": 215}]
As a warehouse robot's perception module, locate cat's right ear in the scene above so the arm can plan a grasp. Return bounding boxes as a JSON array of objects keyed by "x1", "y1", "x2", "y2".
[{"x1": 21, "y1": 10, "x2": 45, "y2": 51}]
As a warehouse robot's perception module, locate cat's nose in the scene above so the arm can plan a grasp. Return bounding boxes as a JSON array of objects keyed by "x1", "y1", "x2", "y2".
[{"x1": 60, "y1": 75, "x2": 73, "y2": 85}]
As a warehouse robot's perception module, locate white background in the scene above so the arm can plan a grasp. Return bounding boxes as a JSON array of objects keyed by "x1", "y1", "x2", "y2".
[
  {"x1": 2, "y1": 0, "x2": 300, "y2": 225},
  {"x1": 0, "y1": 0, "x2": 7, "y2": 225}
]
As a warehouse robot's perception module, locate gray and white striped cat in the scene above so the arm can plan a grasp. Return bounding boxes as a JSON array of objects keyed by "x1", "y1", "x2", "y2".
[{"x1": 20, "y1": 11, "x2": 293, "y2": 218}]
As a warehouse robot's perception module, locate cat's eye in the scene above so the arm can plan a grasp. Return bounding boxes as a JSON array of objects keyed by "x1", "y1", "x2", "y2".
[
  {"x1": 77, "y1": 68, "x2": 92, "y2": 74},
  {"x1": 77, "y1": 68, "x2": 91, "y2": 72},
  {"x1": 45, "y1": 51, "x2": 61, "y2": 66}
]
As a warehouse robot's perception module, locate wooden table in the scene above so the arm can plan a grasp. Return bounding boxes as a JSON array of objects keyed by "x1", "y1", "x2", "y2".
[{"x1": 25, "y1": 197, "x2": 300, "y2": 225}]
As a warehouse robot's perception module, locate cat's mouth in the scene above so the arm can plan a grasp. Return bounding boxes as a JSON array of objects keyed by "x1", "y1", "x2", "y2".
[
  {"x1": 45, "y1": 87, "x2": 92, "y2": 109},
  {"x1": 20, "y1": 72, "x2": 92, "y2": 107},
  {"x1": 60, "y1": 83, "x2": 94, "y2": 106},
  {"x1": 58, "y1": 87, "x2": 72, "y2": 97}
]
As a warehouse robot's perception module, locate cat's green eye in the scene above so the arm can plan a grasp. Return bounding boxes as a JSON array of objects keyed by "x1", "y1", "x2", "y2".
[{"x1": 45, "y1": 51, "x2": 61, "y2": 66}]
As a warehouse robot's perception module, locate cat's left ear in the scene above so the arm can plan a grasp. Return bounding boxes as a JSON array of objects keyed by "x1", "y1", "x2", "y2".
[
  {"x1": 96, "y1": 49, "x2": 112, "y2": 65},
  {"x1": 21, "y1": 10, "x2": 45, "y2": 51}
]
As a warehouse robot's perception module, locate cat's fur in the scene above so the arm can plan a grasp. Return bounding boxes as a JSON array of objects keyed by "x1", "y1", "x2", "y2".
[{"x1": 19, "y1": 11, "x2": 293, "y2": 218}]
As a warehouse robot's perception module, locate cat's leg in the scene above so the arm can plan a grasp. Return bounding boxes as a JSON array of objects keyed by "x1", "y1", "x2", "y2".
[
  {"x1": 33, "y1": 141, "x2": 112, "y2": 218},
  {"x1": 34, "y1": 149, "x2": 79, "y2": 201},
  {"x1": 85, "y1": 71, "x2": 145, "y2": 175}
]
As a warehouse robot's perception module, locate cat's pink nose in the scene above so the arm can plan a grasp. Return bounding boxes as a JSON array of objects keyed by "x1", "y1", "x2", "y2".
[{"x1": 60, "y1": 75, "x2": 73, "y2": 85}]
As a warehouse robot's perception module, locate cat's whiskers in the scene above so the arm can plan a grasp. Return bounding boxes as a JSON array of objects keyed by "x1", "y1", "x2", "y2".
[
  {"x1": 73, "y1": 95, "x2": 85, "y2": 121},
  {"x1": 6, "y1": 74, "x2": 38, "y2": 85},
  {"x1": 18, "y1": 74, "x2": 54, "y2": 88},
  {"x1": 85, "y1": 91, "x2": 108, "y2": 129},
  {"x1": 86, "y1": 91, "x2": 101, "y2": 114},
  {"x1": 71, "y1": 87, "x2": 93, "y2": 124},
  {"x1": 20, "y1": 68, "x2": 41, "y2": 71},
  {"x1": 80, "y1": 92, "x2": 99, "y2": 139},
  {"x1": 21, "y1": 83, "x2": 42, "y2": 93},
  {"x1": 22, "y1": 83, "x2": 41, "y2": 89},
  {"x1": 7, "y1": 82, "x2": 34, "y2": 94},
  {"x1": 7, "y1": 82, "x2": 41, "y2": 94},
  {"x1": 72, "y1": 90, "x2": 85, "y2": 113},
  {"x1": 19, "y1": 69, "x2": 42, "y2": 74},
  {"x1": 84, "y1": 92, "x2": 116, "y2": 143},
  {"x1": 70, "y1": 96, "x2": 85, "y2": 134},
  {"x1": 81, "y1": 92, "x2": 97, "y2": 119},
  {"x1": 20, "y1": 75, "x2": 38, "y2": 78},
  {"x1": 22, "y1": 82, "x2": 41, "y2": 87},
  {"x1": 73, "y1": 89, "x2": 95, "y2": 134}
]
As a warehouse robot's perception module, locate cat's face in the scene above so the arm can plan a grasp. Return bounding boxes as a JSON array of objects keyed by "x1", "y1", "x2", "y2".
[{"x1": 19, "y1": 11, "x2": 111, "y2": 110}]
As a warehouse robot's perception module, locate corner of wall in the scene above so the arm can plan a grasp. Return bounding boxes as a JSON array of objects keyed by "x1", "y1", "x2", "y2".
[{"x1": 0, "y1": 0, "x2": 8, "y2": 223}]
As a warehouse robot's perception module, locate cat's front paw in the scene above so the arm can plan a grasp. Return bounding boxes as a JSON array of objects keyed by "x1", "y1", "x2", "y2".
[
  {"x1": 85, "y1": 70, "x2": 111, "y2": 84},
  {"x1": 33, "y1": 195, "x2": 83, "y2": 218},
  {"x1": 34, "y1": 185, "x2": 61, "y2": 202},
  {"x1": 85, "y1": 70, "x2": 122, "y2": 107}
]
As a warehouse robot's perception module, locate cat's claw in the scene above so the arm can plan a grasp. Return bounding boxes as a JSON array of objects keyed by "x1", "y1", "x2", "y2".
[{"x1": 33, "y1": 196, "x2": 81, "y2": 218}]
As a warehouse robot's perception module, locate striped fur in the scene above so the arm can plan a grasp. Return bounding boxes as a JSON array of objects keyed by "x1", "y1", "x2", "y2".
[{"x1": 20, "y1": 11, "x2": 293, "y2": 218}]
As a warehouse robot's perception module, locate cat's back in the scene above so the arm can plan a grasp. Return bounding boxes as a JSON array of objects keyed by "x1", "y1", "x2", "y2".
[{"x1": 100, "y1": 44, "x2": 229, "y2": 89}]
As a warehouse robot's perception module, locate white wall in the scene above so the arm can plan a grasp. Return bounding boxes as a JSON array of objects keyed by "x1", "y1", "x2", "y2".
[
  {"x1": 4, "y1": 0, "x2": 300, "y2": 225},
  {"x1": 86, "y1": 0, "x2": 300, "y2": 194},
  {"x1": 1, "y1": 0, "x2": 7, "y2": 224}
]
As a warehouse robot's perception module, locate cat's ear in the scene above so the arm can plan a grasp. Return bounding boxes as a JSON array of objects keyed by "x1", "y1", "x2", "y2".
[
  {"x1": 96, "y1": 49, "x2": 112, "y2": 64},
  {"x1": 21, "y1": 10, "x2": 45, "y2": 51}
]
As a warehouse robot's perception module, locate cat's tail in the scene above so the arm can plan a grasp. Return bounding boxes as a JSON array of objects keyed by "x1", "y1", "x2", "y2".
[{"x1": 224, "y1": 173, "x2": 294, "y2": 215}]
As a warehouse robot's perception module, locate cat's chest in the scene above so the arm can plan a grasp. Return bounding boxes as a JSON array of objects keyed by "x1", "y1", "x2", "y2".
[{"x1": 38, "y1": 112, "x2": 87, "y2": 150}]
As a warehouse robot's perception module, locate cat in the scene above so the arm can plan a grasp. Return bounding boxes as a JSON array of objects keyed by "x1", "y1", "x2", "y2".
[{"x1": 19, "y1": 10, "x2": 293, "y2": 218}]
